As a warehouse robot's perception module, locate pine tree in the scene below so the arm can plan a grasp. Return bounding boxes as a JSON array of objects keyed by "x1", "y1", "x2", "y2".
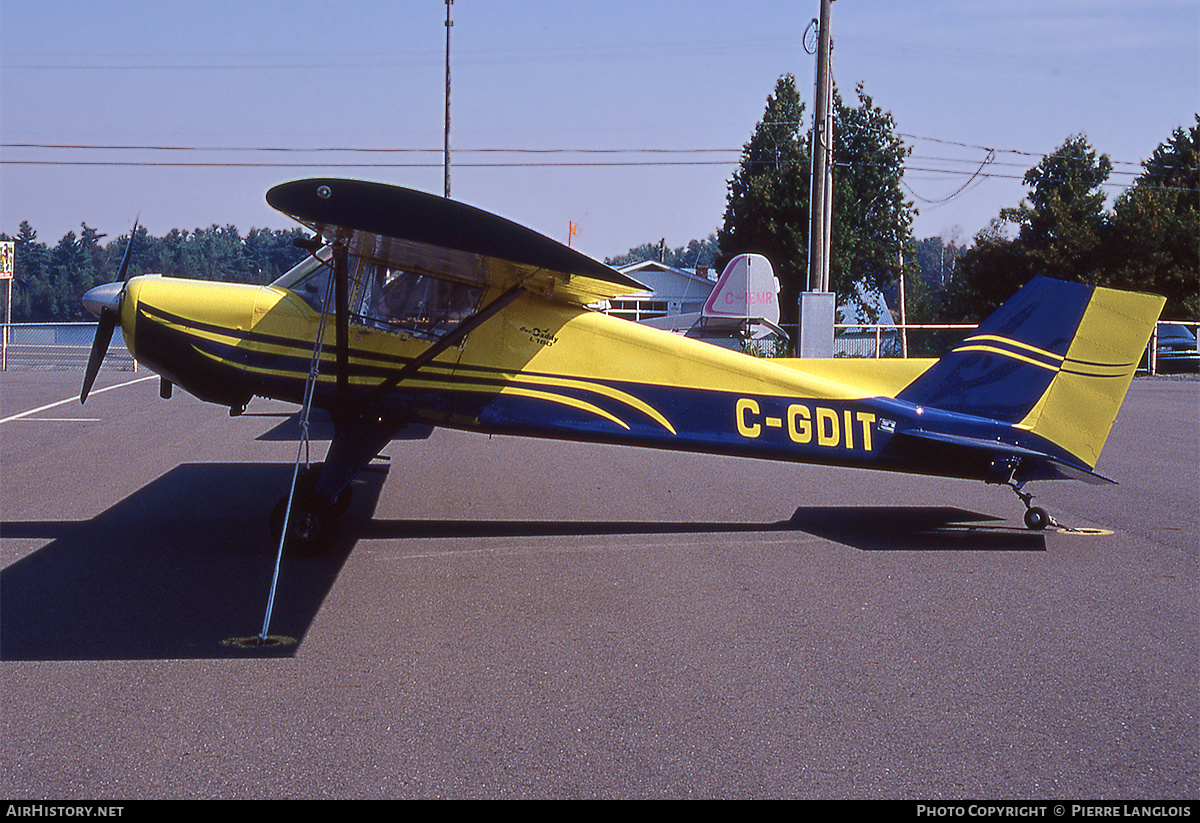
[
  {"x1": 718, "y1": 75, "x2": 914, "y2": 327},
  {"x1": 718, "y1": 74, "x2": 812, "y2": 330}
]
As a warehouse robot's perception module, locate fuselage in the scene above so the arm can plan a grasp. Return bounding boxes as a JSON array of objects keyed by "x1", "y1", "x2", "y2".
[{"x1": 115, "y1": 272, "x2": 1054, "y2": 484}]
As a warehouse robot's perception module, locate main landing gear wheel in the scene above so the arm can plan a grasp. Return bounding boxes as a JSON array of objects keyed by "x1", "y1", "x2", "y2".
[
  {"x1": 270, "y1": 492, "x2": 339, "y2": 555},
  {"x1": 268, "y1": 464, "x2": 351, "y2": 555}
]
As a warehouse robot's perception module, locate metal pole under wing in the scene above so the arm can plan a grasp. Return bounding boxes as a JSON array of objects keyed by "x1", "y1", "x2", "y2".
[{"x1": 333, "y1": 241, "x2": 349, "y2": 401}]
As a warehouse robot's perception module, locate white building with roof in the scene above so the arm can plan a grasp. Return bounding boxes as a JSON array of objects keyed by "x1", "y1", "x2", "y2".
[
  {"x1": 599, "y1": 254, "x2": 788, "y2": 353},
  {"x1": 599, "y1": 260, "x2": 717, "y2": 323}
]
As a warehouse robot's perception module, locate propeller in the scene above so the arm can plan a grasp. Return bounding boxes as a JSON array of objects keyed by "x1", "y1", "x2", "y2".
[{"x1": 80, "y1": 220, "x2": 139, "y2": 403}]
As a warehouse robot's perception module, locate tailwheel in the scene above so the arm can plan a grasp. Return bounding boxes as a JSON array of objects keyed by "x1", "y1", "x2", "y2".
[
  {"x1": 1023, "y1": 506, "x2": 1051, "y2": 531},
  {"x1": 1008, "y1": 480, "x2": 1055, "y2": 531}
]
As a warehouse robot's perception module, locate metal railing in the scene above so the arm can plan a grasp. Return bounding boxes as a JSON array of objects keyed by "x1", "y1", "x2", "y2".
[
  {"x1": 832, "y1": 321, "x2": 1197, "y2": 377},
  {"x1": 0, "y1": 320, "x2": 1194, "y2": 375},
  {"x1": 834, "y1": 323, "x2": 976, "y2": 359}
]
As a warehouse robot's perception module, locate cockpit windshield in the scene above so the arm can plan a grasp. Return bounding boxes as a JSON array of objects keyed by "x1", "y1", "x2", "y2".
[{"x1": 272, "y1": 246, "x2": 334, "y2": 312}]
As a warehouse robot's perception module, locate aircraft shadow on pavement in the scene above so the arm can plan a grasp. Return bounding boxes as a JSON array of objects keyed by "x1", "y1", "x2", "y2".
[
  {"x1": 1, "y1": 462, "x2": 387, "y2": 662},
  {"x1": 3, "y1": 473, "x2": 1038, "y2": 661},
  {"x1": 784, "y1": 506, "x2": 1045, "y2": 552},
  {"x1": 362, "y1": 506, "x2": 1045, "y2": 552},
  {"x1": 250, "y1": 412, "x2": 1045, "y2": 554}
]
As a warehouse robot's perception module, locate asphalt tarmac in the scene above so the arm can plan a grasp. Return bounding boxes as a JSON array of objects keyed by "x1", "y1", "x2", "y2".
[{"x1": 2, "y1": 369, "x2": 1196, "y2": 799}]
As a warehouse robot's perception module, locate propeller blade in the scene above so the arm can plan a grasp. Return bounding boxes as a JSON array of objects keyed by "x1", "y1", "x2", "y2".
[
  {"x1": 80, "y1": 308, "x2": 117, "y2": 403},
  {"x1": 116, "y1": 218, "x2": 139, "y2": 285},
  {"x1": 80, "y1": 220, "x2": 139, "y2": 404}
]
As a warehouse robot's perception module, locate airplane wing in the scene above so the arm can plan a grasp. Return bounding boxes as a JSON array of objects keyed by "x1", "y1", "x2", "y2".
[{"x1": 266, "y1": 178, "x2": 646, "y2": 305}]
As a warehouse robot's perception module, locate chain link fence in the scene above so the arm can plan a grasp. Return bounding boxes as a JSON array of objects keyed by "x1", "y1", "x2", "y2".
[{"x1": 1, "y1": 323, "x2": 138, "y2": 372}]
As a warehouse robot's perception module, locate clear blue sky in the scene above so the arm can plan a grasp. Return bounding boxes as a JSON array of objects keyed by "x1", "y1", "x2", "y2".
[{"x1": 2, "y1": 0, "x2": 1196, "y2": 263}]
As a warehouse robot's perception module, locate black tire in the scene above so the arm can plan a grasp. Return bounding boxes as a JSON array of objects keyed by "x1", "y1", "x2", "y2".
[
  {"x1": 270, "y1": 490, "x2": 340, "y2": 555},
  {"x1": 1024, "y1": 506, "x2": 1050, "y2": 530}
]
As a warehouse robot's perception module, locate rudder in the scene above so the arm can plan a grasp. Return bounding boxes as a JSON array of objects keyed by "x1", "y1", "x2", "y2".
[{"x1": 1014, "y1": 283, "x2": 1164, "y2": 468}]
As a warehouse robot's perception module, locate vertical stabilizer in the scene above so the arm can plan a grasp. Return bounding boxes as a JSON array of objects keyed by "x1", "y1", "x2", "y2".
[
  {"x1": 899, "y1": 277, "x2": 1164, "y2": 468},
  {"x1": 1015, "y1": 283, "x2": 1165, "y2": 467},
  {"x1": 703, "y1": 253, "x2": 780, "y2": 327}
]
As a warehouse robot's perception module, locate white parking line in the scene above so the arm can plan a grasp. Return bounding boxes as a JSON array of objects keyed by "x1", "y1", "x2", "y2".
[{"x1": 0, "y1": 375, "x2": 157, "y2": 424}]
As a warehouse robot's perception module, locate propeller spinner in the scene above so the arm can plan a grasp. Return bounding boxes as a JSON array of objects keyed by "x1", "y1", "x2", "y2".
[{"x1": 80, "y1": 220, "x2": 138, "y2": 403}]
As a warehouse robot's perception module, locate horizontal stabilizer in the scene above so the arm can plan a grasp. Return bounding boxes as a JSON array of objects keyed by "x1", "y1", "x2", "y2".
[{"x1": 894, "y1": 428, "x2": 1114, "y2": 485}]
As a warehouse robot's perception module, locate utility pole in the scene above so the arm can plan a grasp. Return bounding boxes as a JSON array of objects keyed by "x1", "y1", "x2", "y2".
[
  {"x1": 444, "y1": 0, "x2": 453, "y2": 198},
  {"x1": 807, "y1": 0, "x2": 833, "y2": 293},
  {"x1": 796, "y1": 0, "x2": 836, "y2": 358},
  {"x1": 898, "y1": 249, "x2": 908, "y2": 358}
]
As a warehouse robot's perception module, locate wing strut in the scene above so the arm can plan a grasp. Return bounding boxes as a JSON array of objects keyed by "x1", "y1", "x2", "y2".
[
  {"x1": 360, "y1": 284, "x2": 526, "y2": 408},
  {"x1": 257, "y1": 240, "x2": 343, "y2": 646}
]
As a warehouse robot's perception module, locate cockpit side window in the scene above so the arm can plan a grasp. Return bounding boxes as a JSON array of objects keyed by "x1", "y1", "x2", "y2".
[
  {"x1": 273, "y1": 245, "x2": 482, "y2": 339},
  {"x1": 353, "y1": 262, "x2": 482, "y2": 339}
]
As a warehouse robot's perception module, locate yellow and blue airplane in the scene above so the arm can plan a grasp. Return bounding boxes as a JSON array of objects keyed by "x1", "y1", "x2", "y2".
[{"x1": 80, "y1": 178, "x2": 1165, "y2": 551}]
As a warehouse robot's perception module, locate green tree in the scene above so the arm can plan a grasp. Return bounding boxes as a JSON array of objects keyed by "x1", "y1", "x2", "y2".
[
  {"x1": 606, "y1": 234, "x2": 721, "y2": 271},
  {"x1": 1005, "y1": 134, "x2": 1112, "y2": 279},
  {"x1": 718, "y1": 75, "x2": 914, "y2": 327},
  {"x1": 1101, "y1": 118, "x2": 1199, "y2": 319},
  {"x1": 41, "y1": 228, "x2": 99, "y2": 320},
  {"x1": 101, "y1": 223, "x2": 156, "y2": 280},
  {"x1": 829, "y1": 83, "x2": 915, "y2": 320},
  {"x1": 244, "y1": 227, "x2": 309, "y2": 284},
  {"x1": 940, "y1": 218, "x2": 1027, "y2": 321},
  {"x1": 895, "y1": 236, "x2": 966, "y2": 324},
  {"x1": 943, "y1": 135, "x2": 1114, "y2": 320},
  {"x1": 5, "y1": 222, "x2": 50, "y2": 322},
  {"x1": 3, "y1": 221, "x2": 310, "y2": 320}
]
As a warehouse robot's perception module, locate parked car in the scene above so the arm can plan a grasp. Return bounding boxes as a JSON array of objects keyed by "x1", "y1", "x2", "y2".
[{"x1": 1149, "y1": 323, "x2": 1199, "y2": 373}]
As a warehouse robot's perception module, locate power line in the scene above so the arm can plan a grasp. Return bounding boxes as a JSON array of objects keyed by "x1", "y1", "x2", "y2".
[
  {"x1": 904, "y1": 150, "x2": 995, "y2": 205},
  {"x1": 1, "y1": 142, "x2": 740, "y2": 155},
  {"x1": 0, "y1": 159, "x2": 740, "y2": 169},
  {"x1": 4, "y1": 136, "x2": 1179, "y2": 172}
]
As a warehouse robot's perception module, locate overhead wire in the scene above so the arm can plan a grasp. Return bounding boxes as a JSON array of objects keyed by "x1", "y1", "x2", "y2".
[
  {"x1": 1, "y1": 137, "x2": 1193, "y2": 193},
  {"x1": 903, "y1": 149, "x2": 996, "y2": 205}
]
